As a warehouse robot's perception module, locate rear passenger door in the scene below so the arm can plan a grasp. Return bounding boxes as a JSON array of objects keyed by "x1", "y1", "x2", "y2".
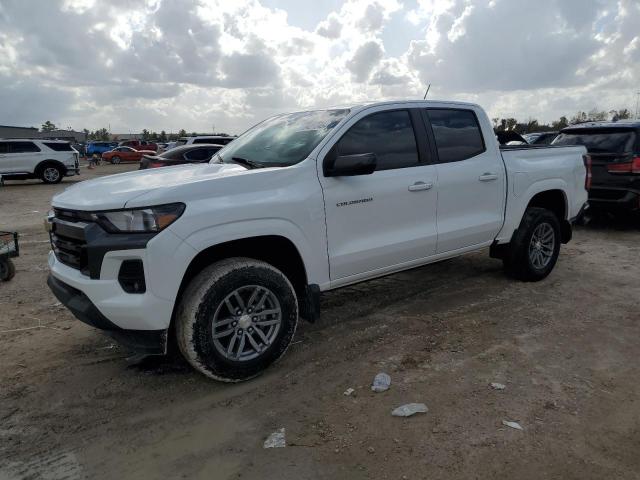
[
  {"x1": 424, "y1": 108, "x2": 505, "y2": 253},
  {"x1": 318, "y1": 107, "x2": 438, "y2": 282},
  {"x1": 6, "y1": 141, "x2": 42, "y2": 174}
]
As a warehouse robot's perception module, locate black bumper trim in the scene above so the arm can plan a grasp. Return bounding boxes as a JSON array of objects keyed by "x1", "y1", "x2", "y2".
[{"x1": 47, "y1": 274, "x2": 167, "y2": 355}]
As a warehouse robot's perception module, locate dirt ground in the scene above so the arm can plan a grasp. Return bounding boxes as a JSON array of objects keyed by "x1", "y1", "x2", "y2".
[{"x1": 1, "y1": 164, "x2": 639, "y2": 480}]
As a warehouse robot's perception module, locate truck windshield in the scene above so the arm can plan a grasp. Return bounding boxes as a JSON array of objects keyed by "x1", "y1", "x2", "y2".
[
  {"x1": 553, "y1": 130, "x2": 636, "y2": 154},
  {"x1": 214, "y1": 109, "x2": 350, "y2": 168}
]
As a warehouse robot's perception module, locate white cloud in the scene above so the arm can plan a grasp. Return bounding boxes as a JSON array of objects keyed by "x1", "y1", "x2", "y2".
[{"x1": 0, "y1": 0, "x2": 637, "y2": 134}]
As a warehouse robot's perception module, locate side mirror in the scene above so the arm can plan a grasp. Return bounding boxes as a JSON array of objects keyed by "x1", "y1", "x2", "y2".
[{"x1": 323, "y1": 150, "x2": 377, "y2": 177}]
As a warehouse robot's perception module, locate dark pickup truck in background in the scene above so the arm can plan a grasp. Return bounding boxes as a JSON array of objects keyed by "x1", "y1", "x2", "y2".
[{"x1": 553, "y1": 121, "x2": 640, "y2": 213}]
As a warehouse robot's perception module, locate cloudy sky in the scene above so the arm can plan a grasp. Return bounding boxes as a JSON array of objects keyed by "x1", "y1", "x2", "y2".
[{"x1": 1, "y1": 0, "x2": 638, "y2": 134}]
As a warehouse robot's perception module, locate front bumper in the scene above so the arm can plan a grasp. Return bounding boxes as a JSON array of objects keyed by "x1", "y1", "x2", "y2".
[{"x1": 48, "y1": 274, "x2": 167, "y2": 354}]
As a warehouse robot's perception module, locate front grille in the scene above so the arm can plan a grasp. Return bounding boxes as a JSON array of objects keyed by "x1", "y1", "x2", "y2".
[
  {"x1": 51, "y1": 209, "x2": 92, "y2": 275},
  {"x1": 53, "y1": 208, "x2": 93, "y2": 223},
  {"x1": 51, "y1": 232, "x2": 87, "y2": 272}
]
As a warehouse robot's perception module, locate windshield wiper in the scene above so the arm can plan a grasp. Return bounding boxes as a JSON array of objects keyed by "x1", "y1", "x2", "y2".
[{"x1": 230, "y1": 157, "x2": 264, "y2": 170}]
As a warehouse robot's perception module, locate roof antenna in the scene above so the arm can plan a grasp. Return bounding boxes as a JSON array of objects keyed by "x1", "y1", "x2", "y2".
[{"x1": 423, "y1": 84, "x2": 431, "y2": 100}]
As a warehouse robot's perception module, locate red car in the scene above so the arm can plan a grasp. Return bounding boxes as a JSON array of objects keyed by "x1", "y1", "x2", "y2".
[
  {"x1": 101, "y1": 146, "x2": 155, "y2": 164},
  {"x1": 118, "y1": 140, "x2": 158, "y2": 152}
]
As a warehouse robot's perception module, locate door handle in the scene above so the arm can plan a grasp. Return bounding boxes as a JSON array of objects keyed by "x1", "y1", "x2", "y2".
[
  {"x1": 408, "y1": 181, "x2": 433, "y2": 192},
  {"x1": 479, "y1": 173, "x2": 498, "y2": 181}
]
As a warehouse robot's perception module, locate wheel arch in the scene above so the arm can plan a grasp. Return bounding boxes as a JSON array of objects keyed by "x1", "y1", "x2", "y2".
[
  {"x1": 35, "y1": 159, "x2": 66, "y2": 175},
  {"x1": 525, "y1": 189, "x2": 571, "y2": 243},
  {"x1": 167, "y1": 234, "x2": 311, "y2": 343}
]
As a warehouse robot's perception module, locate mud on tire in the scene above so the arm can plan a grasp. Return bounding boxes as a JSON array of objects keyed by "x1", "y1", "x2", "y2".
[{"x1": 175, "y1": 257, "x2": 299, "y2": 382}]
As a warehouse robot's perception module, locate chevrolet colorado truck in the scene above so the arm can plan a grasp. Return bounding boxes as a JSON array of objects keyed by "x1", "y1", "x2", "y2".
[{"x1": 46, "y1": 100, "x2": 589, "y2": 382}]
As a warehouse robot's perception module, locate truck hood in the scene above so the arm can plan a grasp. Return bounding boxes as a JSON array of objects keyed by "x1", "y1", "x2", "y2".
[{"x1": 52, "y1": 163, "x2": 246, "y2": 210}]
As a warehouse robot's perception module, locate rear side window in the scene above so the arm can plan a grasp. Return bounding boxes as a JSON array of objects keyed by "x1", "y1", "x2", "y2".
[
  {"x1": 192, "y1": 138, "x2": 211, "y2": 144},
  {"x1": 43, "y1": 142, "x2": 73, "y2": 151},
  {"x1": 184, "y1": 148, "x2": 215, "y2": 161},
  {"x1": 553, "y1": 130, "x2": 636, "y2": 154},
  {"x1": 9, "y1": 141, "x2": 40, "y2": 153},
  {"x1": 337, "y1": 110, "x2": 419, "y2": 171},
  {"x1": 427, "y1": 109, "x2": 485, "y2": 163}
]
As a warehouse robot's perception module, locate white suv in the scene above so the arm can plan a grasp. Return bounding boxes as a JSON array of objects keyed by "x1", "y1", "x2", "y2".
[
  {"x1": 175, "y1": 135, "x2": 236, "y2": 147},
  {"x1": 0, "y1": 139, "x2": 80, "y2": 184}
]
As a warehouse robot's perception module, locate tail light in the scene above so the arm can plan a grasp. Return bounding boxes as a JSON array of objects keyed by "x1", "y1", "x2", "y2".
[
  {"x1": 148, "y1": 161, "x2": 164, "y2": 168},
  {"x1": 607, "y1": 156, "x2": 640, "y2": 174},
  {"x1": 583, "y1": 154, "x2": 592, "y2": 190}
]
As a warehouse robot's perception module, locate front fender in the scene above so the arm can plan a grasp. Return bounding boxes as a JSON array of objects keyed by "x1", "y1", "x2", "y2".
[{"x1": 169, "y1": 218, "x2": 329, "y2": 293}]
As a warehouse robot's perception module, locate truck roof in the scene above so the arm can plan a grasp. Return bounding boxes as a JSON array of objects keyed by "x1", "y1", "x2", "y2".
[{"x1": 336, "y1": 99, "x2": 482, "y2": 112}]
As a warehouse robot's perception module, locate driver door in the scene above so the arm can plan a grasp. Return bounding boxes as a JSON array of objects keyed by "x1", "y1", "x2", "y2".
[{"x1": 317, "y1": 107, "x2": 438, "y2": 283}]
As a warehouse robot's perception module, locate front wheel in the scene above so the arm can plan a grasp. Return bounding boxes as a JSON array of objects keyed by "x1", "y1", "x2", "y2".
[
  {"x1": 503, "y1": 207, "x2": 561, "y2": 281},
  {"x1": 176, "y1": 258, "x2": 299, "y2": 382},
  {"x1": 111, "y1": 156, "x2": 121, "y2": 164}
]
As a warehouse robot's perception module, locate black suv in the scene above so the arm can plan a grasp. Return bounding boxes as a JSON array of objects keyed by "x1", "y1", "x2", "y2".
[
  {"x1": 139, "y1": 144, "x2": 223, "y2": 170},
  {"x1": 553, "y1": 121, "x2": 640, "y2": 212}
]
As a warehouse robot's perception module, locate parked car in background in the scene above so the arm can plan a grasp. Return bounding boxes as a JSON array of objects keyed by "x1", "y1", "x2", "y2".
[
  {"x1": 47, "y1": 100, "x2": 588, "y2": 382},
  {"x1": 553, "y1": 121, "x2": 640, "y2": 212},
  {"x1": 119, "y1": 140, "x2": 158, "y2": 152},
  {"x1": 139, "y1": 144, "x2": 224, "y2": 169},
  {"x1": 175, "y1": 135, "x2": 236, "y2": 147},
  {"x1": 523, "y1": 131, "x2": 559, "y2": 145},
  {"x1": 86, "y1": 141, "x2": 118, "y2": 156},
  {"x1": 0, "y1": 139, "x2": 79, "y2": 183},
  {"x1": 102, "y1": 146, "x2": 155, "y2": 164}
]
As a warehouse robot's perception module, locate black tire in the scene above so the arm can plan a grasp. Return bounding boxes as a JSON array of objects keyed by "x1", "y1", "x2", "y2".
[
  {"x1": 111, "y1": 156, "x2": 121, "y2": 165},
  {"x1": 176, "y1": 257, "x2": 299, "y2": 382},
  {"x1": 40, "y1": 164, "x2": 63, "y2": 184},
  {"x1": 503, "y1": 207, "x2": 561, "y2": 282},
  {"x1": 0, "y1": 258, "x2": 16, "y2": 281}
]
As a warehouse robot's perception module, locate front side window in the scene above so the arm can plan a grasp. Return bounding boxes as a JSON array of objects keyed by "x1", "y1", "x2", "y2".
[
  {"x1": 216, "y1": 109, "x2": 350, "y2": 168},
  {"x1": 427, "y1": 109, "x2": 485, "y2": 163},
  {"x1": 336, "y1": 110, "x2": 419, "y2": 171},
  {"x1": 9, "y1": 141, "x2": 41, "y2": 153}
]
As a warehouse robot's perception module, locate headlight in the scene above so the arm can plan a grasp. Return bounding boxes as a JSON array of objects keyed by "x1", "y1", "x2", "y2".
[{"x1": 94, "y1": 203, "x2": 185, "y2": 233}]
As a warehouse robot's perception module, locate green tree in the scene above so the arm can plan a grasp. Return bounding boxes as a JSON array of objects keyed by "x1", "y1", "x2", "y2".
[
  {"x1": 141, "y1": 129, "x2": 150, "y2": 140},
  {"x1": 552, "y1": 116, "x2": 569, "y2": 130},
  {"x1": 41, "y1": 120, "x2": 57, "y2": 132},
  {"x1": 178, "y1": 129, "x2": 187, "y2": 137},
  {"x1": 159, "y1": 130, "x2": 167, "y2": 142}
]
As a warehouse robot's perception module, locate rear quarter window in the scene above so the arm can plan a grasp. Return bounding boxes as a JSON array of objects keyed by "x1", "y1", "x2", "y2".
[
  {"x1": 426, "y1": 109, "x2": 485, "y2": 163},
  {"x1": 43, "y1": 142, "x2": 73, "y2": 151},
  {"x1": 553, "y1": 130, "x2": 637, "y2": 154}
]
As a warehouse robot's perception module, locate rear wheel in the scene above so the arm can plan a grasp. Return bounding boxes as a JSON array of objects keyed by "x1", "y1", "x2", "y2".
[
  {"x1": 503, "y1": 207, "x2": 561, "y2": 281},
  {"x1": 111, "y1": 156, "x2": 121, "y2": 164},
  {"x1": 0, "y1": 258, "x2": 16, "y2": 281},
  {"x1": 176, "y1": 258, "x2": 299, "y2": 382},
  {"x1": 41, "y1": 165, "x2": 63, "y2": 184}
]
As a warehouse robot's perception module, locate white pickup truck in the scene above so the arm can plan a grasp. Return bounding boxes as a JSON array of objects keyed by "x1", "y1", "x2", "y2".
[{"x1": 47, "y1": 100, "x2": 589, "y2": 381}]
